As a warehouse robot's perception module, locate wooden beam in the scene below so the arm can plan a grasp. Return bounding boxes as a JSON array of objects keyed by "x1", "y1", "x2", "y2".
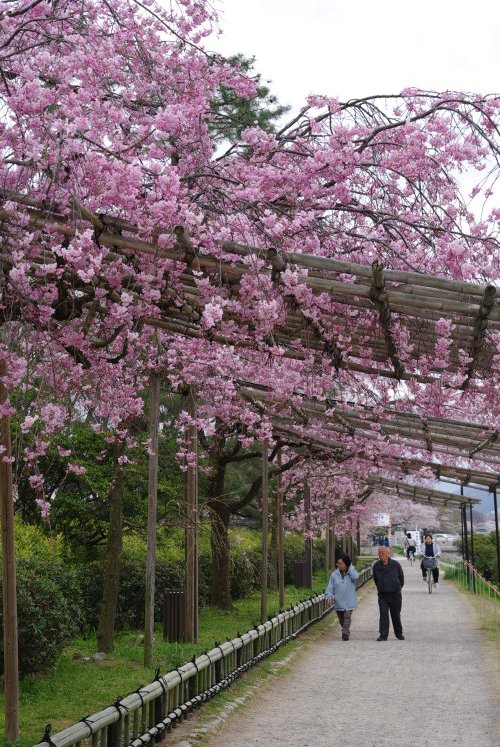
[
  {"x1": 144, "y1": 373, "x2": 160, "y2": 666},
  {"x1": 468, "y1": 431, "x2": 499, "y2": 459},
  {"x1": 277, "y1": 450, "x2": 285, "y2": 609},
  {"x1": 304, "y1": 479, "x2": 313, "y2": 587},
  {"x1": 261, "y1": 441, "x2": 269, "y2": 621},
  {"x1": 0, "y1": 365, "x2": 19, "y2": 742},
  {"x1": 325, "y1": 507, "x2": 331, "y2": 583},
  {"x1": 459, "y1": 284, "x2": 497, "y2": 390},
  {"x1": 369, "y1": 260, "x2": 405, "y2": 380},
  {"x1": 185, "y1": 388, "x2": 198, "y2": 643}
]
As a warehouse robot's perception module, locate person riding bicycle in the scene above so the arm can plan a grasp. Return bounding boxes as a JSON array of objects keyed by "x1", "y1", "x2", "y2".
[
  {"x1": 420, "y1": 533, "x2": 442, "y2": 590},
  {"x1": 403, "y1": 532, "x2": 416, "y2": 560}
]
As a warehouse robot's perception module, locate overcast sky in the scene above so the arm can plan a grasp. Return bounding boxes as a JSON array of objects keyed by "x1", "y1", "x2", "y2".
[{"x1": 211, "y1": 0, "x2": 500, "y2": 115}]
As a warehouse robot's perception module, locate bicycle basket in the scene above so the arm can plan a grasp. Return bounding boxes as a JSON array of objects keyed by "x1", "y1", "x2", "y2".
[{"x1": 422, "y1": 557, "x2": 438, "y2": 569}]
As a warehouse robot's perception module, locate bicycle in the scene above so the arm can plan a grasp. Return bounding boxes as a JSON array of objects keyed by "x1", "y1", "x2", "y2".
[
  {"x1": 407, "y1": 549, "x2": 415, "y2": 566},
  {"x1": 422, "y1": 557, "x2": 438, "y2": 594}
]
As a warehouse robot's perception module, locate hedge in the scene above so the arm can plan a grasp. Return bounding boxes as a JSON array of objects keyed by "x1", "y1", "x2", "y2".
[
  {"x1": 5, "y1": 522, "x2": 327, "y2": 675},
  {"x1": 0, "y1": 557, "x2": 83, "y2": 676}
]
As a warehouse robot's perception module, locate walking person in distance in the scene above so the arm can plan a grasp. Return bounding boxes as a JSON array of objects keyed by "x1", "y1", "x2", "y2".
[
  {"x1": 324, "y1": 552, "x2": 359, "y2": 641},
  {"x1": 372, "y1": 546, "x2": 405, "y2": 641}
]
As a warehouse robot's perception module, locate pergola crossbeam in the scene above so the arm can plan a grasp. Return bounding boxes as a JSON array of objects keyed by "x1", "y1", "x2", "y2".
[
  {"x1": 369, "y1": 260, "x2": 405, "y2": 380},
  {"x1": 459, "y1": 284, "x2": 497, "y2": 390},
  {"x1": 364, "y1": 475, "x2": 481, "y2": 507}
]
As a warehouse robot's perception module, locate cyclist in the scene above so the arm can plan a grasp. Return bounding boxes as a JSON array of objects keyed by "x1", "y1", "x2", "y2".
[
  {"x1": 403, "y1": 532, "x2": 416, "y2": 560},
  {"x1": 420, "y1": 533, "x2": 442, "y2": 590}
]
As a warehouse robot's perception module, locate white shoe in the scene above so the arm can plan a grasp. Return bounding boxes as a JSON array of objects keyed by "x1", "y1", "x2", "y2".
[{"x1": 433, "y1": 583, "x2": 439, "y2": 591}]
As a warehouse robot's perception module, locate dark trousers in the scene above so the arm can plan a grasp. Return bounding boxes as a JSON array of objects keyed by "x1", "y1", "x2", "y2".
[
  {"x1": 378, "y1": 591, "x2": 403, "y2": 638},
  {"x1": 421, "y1": 561, "x2": 439, "y2": 583},
  {"x1": 336, "y1": 609, "x2": 353, "y2": 637}
]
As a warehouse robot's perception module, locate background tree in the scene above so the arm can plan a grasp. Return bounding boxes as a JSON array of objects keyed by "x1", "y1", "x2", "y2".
[{"x1": 210, "y1": 54, "x2": 290, "y2": 143}]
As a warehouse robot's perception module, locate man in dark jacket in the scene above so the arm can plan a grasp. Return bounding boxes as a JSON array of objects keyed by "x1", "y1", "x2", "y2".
[{"x1": 372, "y1": 547, "x2": 405, "y2": 641}]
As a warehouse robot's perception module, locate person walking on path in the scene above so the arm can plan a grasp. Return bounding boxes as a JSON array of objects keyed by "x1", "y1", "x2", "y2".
[
  {"x1": 324, "y1": 552, "x2": 359, "y2": 640},
  {"x1": 372, "y1": 546, "x2": 405, "y2": 641}
]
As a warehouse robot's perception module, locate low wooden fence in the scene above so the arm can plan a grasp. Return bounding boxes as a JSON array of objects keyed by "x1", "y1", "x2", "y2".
[{"x1": 34, "y1": 567, "x2": 372, "y2": 747}]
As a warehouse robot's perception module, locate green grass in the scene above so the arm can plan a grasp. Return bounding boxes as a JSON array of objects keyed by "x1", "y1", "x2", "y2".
[
  {"x1": 1, "y1": 573, "x2": 332, "y2": 747},
  {"x1": 442, "y1": 564, "x2": 500, "y2": 647}
]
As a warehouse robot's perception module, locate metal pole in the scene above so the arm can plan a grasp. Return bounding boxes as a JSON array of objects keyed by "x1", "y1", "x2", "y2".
[
  {"x1": 462, "y1": 500, "x2": 470, "y2": 589},
  {"x1": 469, "y1": 502, "x2": 476, "y2": 593},
  {"x1": 0, "y1": 365, "x2": 19, "y2": 741},
  {"x1": 460, "y1": 496, "x2": 464, "y2": 560},
  {"x1": 261, "y1": 441, "x2": 269, "y2": 621},
  {"x1": 493, "y1": 486, "x2": 500, "y2": 586},
  {"x1": 144, "y1": 374, "x2": 161, "y2": 665}
]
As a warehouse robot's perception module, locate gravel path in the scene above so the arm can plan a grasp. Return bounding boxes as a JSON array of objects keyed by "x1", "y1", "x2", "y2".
[{"x1": 196, "y1": 563, "x2": 499, "y2": 747}]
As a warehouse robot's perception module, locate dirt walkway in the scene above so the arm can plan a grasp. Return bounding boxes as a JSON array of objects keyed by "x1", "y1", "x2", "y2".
[{"x1": 175, "y1": 562, "x2": 499, "y2": 747}]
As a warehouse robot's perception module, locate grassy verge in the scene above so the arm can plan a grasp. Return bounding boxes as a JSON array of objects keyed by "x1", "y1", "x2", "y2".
[
  {"x1": 442, "y1": 566, "x2": 500, "y2": 643},
  {"x1": 1, "y1": 572, "x2": 334, "y2": 747}
]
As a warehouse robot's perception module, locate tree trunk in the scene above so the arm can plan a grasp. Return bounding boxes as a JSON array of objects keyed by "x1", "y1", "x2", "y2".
[
  {"x1": 207, "y1": 457, "x2": 232, "y2": 609},
  {"x1": 96, "y1": 439, "x2": 125, "y2": 653}
]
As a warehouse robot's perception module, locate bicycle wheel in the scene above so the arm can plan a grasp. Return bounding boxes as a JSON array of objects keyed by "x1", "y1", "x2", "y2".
[
  {"x1": 428, "y1": 572, "x2": 433, "y2": 594},
  {"x1": 409, "y1": 553, "x2": 414, "y2": 567}
]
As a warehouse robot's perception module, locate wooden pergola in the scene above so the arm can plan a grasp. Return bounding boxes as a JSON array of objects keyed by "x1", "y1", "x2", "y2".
[
  {"x1": 233, "y1": 380, "x2": 500, "y2": 592},
  {"x1": 2, "y1": 191, "x2": 500, "y2": 741},
  {"x1": 1, "y1": 190, "x2": 499, "y2": 389},
  {"x1": 236, "y1": 383, "x2": 500, "y2": 468}
]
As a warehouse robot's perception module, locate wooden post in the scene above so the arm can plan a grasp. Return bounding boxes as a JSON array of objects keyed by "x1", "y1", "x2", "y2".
[
  {"x1": 329, "y1": 521, "x2": 336, "y2": 569},
  {"x1": 185, "y1": 388, "x2": 198, "y2": 642},
  {"x1": 325, "y1": 508, "x2": 330, "y2": 582},
  {"x1": 304, "y1": 479, "x2": 313, "y2": 587},
  {"x1": 0, "y1": 366, "x2": 19, "y2": 741},
  {"x1": 144, "y1": 374, "x2": 161, "y2": 666},
  {"x1": 261, "y1": 441, "x2": 269, "y2": 621},
  {"x1": 277, "y1": 450, "x2": 285, "y2": 609}
]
